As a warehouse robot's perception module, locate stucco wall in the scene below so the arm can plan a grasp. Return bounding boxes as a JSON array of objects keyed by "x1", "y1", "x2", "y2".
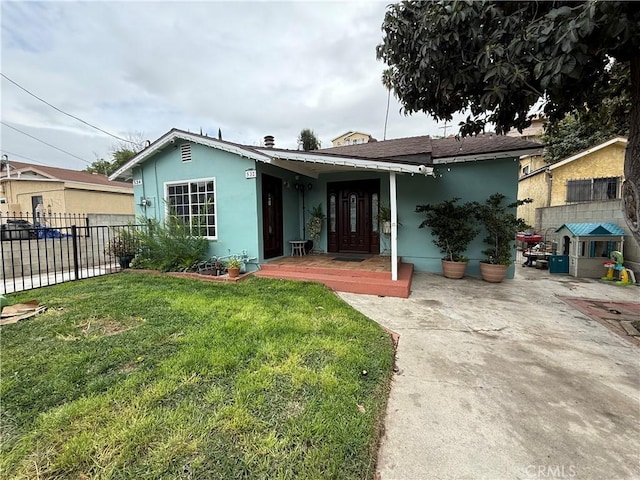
[
  {"x1": 398, "y1": 158, "x2": 521, "y2": 278},
  {"x1": 87, "y1": 214, "x2": 136, "y2": 226},
  {"x1": 517, "y1": 170, "x2": 549, "y2": 229},
  {"x1": 518, "y1": 154, "x2": 546, "y2": 177},
  {"x1": 549, "y1": 143, "x2": 626, "y2": 206},
  {"x1": 132, "y1": 141, "x2": 260, "y2": 261},
  {"x1": 1, "y1": 180, "x2": 67, "y2": 214},
  {"x1": 65, "y1": 188, "x2": 134, "y2": 215}
]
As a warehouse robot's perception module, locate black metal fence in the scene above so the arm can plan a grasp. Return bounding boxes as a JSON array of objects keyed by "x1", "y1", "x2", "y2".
[
  {"x1": 1, "y1": 224, "x2": 141, "y2": 294},
  {"x1": 0, "y1": 210, "x2": 89, "y2": 231}
]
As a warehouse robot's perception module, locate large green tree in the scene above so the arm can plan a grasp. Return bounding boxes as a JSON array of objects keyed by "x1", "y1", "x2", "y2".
[
  {"x1": 377, "y1": 1, "x2": 640, "y2": 246},
  {"x1": 298, "y1": 128, "x2": 321, "y2": 151},
  {"x1": 85, "y1": 133, "x2": 145, "y2": 177},
  {"x1": 543, "y1": 59, "x2": 630, "y2": 163}
]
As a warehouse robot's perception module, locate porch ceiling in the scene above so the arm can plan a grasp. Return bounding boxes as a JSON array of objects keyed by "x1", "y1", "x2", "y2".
[{"x1": 254, "y1": 148, "x2": 433, "y2": 179}]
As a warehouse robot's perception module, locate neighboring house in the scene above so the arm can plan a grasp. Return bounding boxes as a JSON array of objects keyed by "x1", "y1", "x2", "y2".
[
  {"x1": 0, "y1": 161, "x2": 134, "y2": 222},
  {"x1": 518, "y1": 153, "x2": 546, "y2": 178},
  {"x1": 110, "y1": 129, "x2": 540, "y2": 280},
  {"x1": 518, "y1": 137, "x2": 627, "y2": 228},
  {"x1": 517, "y1": 136, "x2": 638, "y2": 274},
  {"x1": 331, "y1": 131, "x2": 374, "y2": 147},
  {"x1": 506, "y1": 114, "x2": 546, "y2": 142}
]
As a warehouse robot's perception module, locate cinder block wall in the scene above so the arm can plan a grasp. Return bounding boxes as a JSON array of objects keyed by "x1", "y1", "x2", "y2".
[
  {"x1": 536, "y1": 200, "x2": 640, "y2": 273},
  {"x1": 88, "y1": 214, "x2": 136, "y2": 226}
]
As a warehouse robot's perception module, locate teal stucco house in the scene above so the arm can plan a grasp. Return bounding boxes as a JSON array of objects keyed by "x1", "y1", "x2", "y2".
[{"x1": 110, "y1": 129, "x2": 540, "y2": 281}]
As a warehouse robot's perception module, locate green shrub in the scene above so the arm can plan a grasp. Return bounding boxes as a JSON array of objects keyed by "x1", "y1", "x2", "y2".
[
  {"x1": 416, "y1": 198, "x2": 479, "y2": 262},
  {"x1": 476, "y1": 193, "x2": 531, "y2": 265},
  {"x1": 131, "y1": 216, "x2": 209, "y2": 272}
]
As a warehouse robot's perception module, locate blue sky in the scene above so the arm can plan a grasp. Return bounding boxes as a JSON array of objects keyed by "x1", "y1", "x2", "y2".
[{"x1": 1, "y1": 1, "x2": 466, "y2": 171}]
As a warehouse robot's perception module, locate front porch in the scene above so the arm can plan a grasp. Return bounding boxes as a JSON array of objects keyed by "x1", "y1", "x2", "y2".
[{"x1": 254, "y1": 254, "x2": 414, "y2": 298}]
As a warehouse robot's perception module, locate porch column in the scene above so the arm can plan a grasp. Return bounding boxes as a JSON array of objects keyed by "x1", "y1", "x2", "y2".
[{"x1": 390, "y1": 172, "x2": 398, "y2": 281}]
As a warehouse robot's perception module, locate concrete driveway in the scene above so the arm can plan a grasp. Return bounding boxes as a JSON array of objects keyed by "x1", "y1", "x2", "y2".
[{"x1": 339, "y1": 268, "x2": 640, "y2": 480}]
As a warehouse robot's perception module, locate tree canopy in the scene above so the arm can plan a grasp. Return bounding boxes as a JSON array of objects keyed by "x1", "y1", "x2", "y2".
[
  {"x1": 377, "y1": 0, "x2": 640, "y2": 245},
  {"x1": 85, "y1": 133, "x2": 145, "y2": 177},
  {"x1": 298, "y1": 129, "x2": 321, "y2": 151}
]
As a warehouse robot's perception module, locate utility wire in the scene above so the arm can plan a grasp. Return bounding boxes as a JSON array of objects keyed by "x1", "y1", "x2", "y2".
[
  {"x1": 0, "y1": 121, "x2": 91, "y2": 165},
  {"x1": 1, "y1": 72, "x2": 136, "y2": 145}
]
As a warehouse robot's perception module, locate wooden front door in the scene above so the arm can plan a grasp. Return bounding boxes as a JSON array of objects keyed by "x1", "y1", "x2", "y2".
[
  {"x1": 262, "y1": 174, "x2": 283, "y2": 259},
  {"x1": 327, "y1": 180, "x2": 380, "y2": 254}
]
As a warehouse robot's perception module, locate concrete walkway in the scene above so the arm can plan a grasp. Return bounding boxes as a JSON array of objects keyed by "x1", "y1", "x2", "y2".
[{"x1": 339, "y1": 268, "x2": 640, "y2": 480}]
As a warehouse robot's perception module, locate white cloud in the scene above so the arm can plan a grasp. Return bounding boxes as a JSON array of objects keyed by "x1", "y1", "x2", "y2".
[{"x1": 1, "y1": 1, "x2": 466, "y2": 170}]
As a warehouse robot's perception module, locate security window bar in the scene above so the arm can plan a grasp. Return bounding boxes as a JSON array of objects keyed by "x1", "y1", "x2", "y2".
[
  {"x1": 566, "y1": 177, "x2": 619, "y2": 203},
  {"x1": 180, "y1": 143, "x2": 192, "y2": 162},
  {"x1": 166, "y1": 179, "x2": 216, "y2": 238}
]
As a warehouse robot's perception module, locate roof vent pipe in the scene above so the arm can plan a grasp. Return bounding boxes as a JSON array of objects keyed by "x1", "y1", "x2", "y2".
[{"x1": 264, "y1": 135, "x2": 275, "y2": 148}]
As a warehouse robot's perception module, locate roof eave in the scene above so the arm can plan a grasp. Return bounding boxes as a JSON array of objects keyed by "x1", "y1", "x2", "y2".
[
  {"x1": 108, "y1": 130, "x2": 272, "y2": 181},
  {"x1": 433, "y1": 147, "x2": 543, "y2": 164},
  {"x1": 549, "y1": 137, "x2": 627, "y2": 170},
  {"x1": 254, "y1": 148, "x2": 433, "y2": 176}
]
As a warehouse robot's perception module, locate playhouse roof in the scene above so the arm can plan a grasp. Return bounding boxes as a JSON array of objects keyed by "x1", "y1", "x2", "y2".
[{"x1": 555, "y1": 222, "x2": 626, "y2": 236}]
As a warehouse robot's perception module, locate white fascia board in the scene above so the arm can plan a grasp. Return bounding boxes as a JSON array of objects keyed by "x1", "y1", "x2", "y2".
[
  {"x1": 433, "y1": 148, "x2": 543, "y2": 164},
  {"x1": 109, "y1": 131, "x2": 272, "y2": 180},
  {"x1": 270, "y1": 159, "x2": 320, "y2": 179},
  {"x1": 549, "y1": 137, "x2": 627, "y2": 171},
  {"x1": 255, "y1": 149, "x2": 433, "y2": 176}
]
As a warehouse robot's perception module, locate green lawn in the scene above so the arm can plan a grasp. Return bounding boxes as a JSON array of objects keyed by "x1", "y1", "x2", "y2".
[{"x1": 0, "y1": 273, "x2": 394, "y2": 479}]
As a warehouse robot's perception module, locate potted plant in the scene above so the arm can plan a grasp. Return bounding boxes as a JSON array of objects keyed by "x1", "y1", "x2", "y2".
[
  {"x1": 476, "y1": 193, "x2": 531, "y2": 283},
  {"x1": 375, "y1": 203, "x2": 403, "y2": 236},
  {"x1": 377, "y1": 203, "x2": 392, "y2": 235},
  {"x1": 416, "y1": 198, "x2": 479, "y2": 279},
  {"x1": 106, "y1": 234, "x2": 138, "y2": 269},
  {"x1": 306, "y1": 203, "x2": 326, "y2": 252},
  {"x1": 225, "y1": 256, "x2": 242, "y2": 278}
]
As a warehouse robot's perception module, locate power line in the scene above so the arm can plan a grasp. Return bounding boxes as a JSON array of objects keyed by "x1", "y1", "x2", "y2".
[
  {"x1": 1, "y1": 72, "x2": 136, "y2": 145},
  {"x1": 0, "y1": 121, "x2": 92, "y2": 165}
]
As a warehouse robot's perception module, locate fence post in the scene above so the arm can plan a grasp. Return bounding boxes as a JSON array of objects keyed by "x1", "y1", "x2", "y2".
[{"x1": 71, "y1": 225, "x2": 80, "y2": 280}]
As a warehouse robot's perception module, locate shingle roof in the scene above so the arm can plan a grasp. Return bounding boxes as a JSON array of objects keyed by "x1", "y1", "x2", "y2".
[
  {"x1": 318, "y1": 133, "x2": 541, "y2": 163},
  {"x1": 1, "y1": 161, "x2": 132, "y2": 189},
  {"x1": 556, "y1": 223, "x2": 627, "y2": 236},
  {"x1": 318, "y1": 135, "x2": 432, "y2": 160},
  {"x1": 431, "y1": 134, "x2": 542, "y2": 158}
]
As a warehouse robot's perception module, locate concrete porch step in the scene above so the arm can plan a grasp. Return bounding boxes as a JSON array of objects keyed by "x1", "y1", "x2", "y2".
[
  {"x1": 258, "y1": 262, "x2": 393, "y2": 280},
  {"x1": 254, "y1": 262, "x2": 414, "y2": 298}
]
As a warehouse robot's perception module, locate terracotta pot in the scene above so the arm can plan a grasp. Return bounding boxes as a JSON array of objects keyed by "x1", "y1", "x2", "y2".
[
  {"x1": 227, "y1": 267, "x2": 240, "y2": 278},
  {"x1": 441, "y1": 260, "x2": 468, "y2": 279},
  {"x1": 479, "y1": 262, "x2": 508, "y2": 283}
]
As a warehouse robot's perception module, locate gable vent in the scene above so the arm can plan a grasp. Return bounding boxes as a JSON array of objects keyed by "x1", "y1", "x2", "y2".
[{"x1": 180, "y1": 143, "x2": 192, "y2": 162}]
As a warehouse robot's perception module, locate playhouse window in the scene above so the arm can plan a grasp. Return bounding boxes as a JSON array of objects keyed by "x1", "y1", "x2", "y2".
[
  {"x1": 166, "y1": 178, "x2": 216, "y2": 238},
  {"x1": 589, "y1": 241, "x2": 617, "y2": 258}
]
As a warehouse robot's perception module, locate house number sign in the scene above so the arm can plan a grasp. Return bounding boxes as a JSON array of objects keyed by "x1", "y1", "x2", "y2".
[
  {"x1": 133, "y1": 179, "x2": 143, "y2": 186},
  {"x1": 245, "y1": 169, "x2": 257, "y2": 179}
]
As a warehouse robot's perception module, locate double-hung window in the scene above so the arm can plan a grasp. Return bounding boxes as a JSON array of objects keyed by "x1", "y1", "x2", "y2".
[{"x1": 165, "y1": 178, "x2": 217, "y2": 238}]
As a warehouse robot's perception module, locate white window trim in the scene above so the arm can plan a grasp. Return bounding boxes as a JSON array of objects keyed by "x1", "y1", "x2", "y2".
[{"x1": 164, "y1": 177, "x2": 218, "y2": 240}]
